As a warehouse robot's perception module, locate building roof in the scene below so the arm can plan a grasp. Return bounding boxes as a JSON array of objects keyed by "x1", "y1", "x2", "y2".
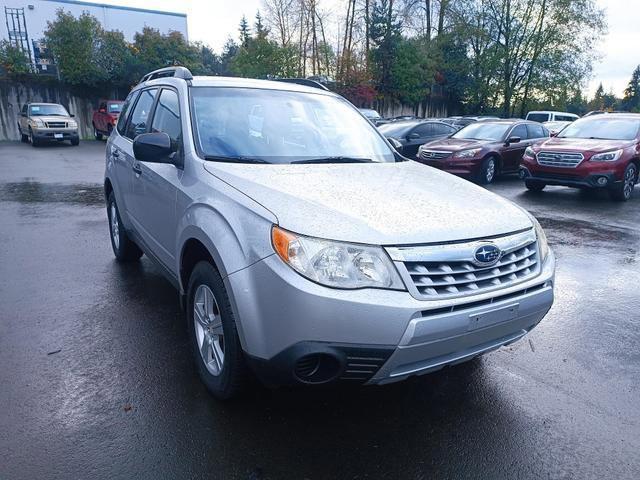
[{"x1": 41, "y1": 0, "x2": 186, "y2": 18}]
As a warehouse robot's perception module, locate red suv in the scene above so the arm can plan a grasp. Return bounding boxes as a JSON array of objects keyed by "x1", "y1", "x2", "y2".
[
  {"x1": 417, "y1": 119, "x2": 549, "y2": 184},
  {"x1": 92, "y1": 100, "x2": 124, "y2": 140},
  {"x1": 520, "y1": 114, "x2": 640, "y2": 201}
]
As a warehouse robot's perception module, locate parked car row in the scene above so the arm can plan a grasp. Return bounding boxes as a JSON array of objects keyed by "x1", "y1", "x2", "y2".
[
  {"x1": 16, "y1": 99, "x2": 123, "y2": 147},
  {"x1": 392, "y1": 113, "x2": 639, "y2": 202}
]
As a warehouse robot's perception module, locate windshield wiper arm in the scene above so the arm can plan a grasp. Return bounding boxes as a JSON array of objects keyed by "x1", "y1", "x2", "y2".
[
  {"x1": 292, "y1": 156, "x2": 373, "y2": 164},
  {"x1": 203, "y1": 155, "x2": 270, "y2": 164}
]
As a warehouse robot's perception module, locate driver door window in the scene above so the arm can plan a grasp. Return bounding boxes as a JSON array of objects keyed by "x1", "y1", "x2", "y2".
[{"x1": 150, "y1": 89, "x2": 181, "y2": 152}]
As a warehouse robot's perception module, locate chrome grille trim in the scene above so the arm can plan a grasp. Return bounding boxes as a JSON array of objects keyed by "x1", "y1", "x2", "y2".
[
  {"x1": 45, "y1": 121, "x2": 67, "y2": 128},
  {"x1": 387, "y1": 230, "x2": 540, "y2": 300},
  {"x1": 420, "y1": 150, "x2": 452, "y2": 160},
  {"x1": 536, "y1": 151, "x2": 584, "y2": 168}
]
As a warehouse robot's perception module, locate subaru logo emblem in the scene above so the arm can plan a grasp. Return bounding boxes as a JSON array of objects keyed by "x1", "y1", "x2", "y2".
[{"x1": 473, "y1": 243, "x2": 502, "y2": 266}]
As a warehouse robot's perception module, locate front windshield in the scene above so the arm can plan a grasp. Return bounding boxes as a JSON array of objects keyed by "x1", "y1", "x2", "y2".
[
  {"x1": 191, "y1": 87, "x2": 395, "y2": 163},
  {"x1": 29, "y1": 104, "x2": 69, "y2": 116},
  {"x1": 558, "y1": 117, "x2": 640, "y2": 140},
  {"x1": 452, "y1": 122, "x2": 510, "y2": 141}
]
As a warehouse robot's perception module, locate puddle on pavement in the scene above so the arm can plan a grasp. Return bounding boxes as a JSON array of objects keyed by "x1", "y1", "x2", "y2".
[
  {"x1": 537, "y1": 215, "x2": 639, "y2": 249},
  {"x1": 0, "y1": 181, "x2": 103, "y2": 206}
]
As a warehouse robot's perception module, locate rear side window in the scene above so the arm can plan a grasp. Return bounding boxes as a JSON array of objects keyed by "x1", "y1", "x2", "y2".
[
  {"x1": 526, "y1": 113, "x2": 549, "y2": 123},
  {"x1": 433, "y1": 123, "x2": 455, "y2": 135},
  {"x1": 151, "y1": 89, "x2": 181, "y2": 150},
  {"x1": 510, "y1": 124, "x2": 528, "y2": 140},
  {"x1": 555, "y1": 115, "x2": 575, "y2": 122},
  {"x1": 527, "y1": 124, "x2": 547, "y2": 139},
  {"x1": 117, "y1": 91, "x2": 140, "y2": 136},
  {"x1": 412, "y1": 123, "x2": 433, "y2": 138},
  {"x1": 124, "y1": 89, "x2": 157, "y2": 140}
]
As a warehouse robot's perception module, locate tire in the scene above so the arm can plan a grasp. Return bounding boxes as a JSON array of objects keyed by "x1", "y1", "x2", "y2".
[
  {"x1": 70, "y1": 137, "x2": 80, "y2": 146},
  {"x1": 525, "y1": 180, "x2": 546, "y2": 192},
  {"x1": 28, "y1": 127, "x2": 39, "y2": 147},
  {"x1": 107, "y1": 192, "x2": 143, "y2": 261},
  {"x1": 478, "y1": 157, "x2": 497, "y2": 185},
  {"x1": 187, "y1": 261, "x2": 250, "y2": 400},
  {"x1": 94, "y1": 124, "x2": 103, "y2": 140},
  {"x1": 18, "y1": 124, "x2": 28, "y2": 143},
  {"x1": 609, "y1": 163, "x2": 637, "y2": 202}
]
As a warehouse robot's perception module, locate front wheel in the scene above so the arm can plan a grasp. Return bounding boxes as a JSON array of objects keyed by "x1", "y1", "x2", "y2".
[
  {"x1": 187, "y1": 261, "x2": 250, "y2": 400},
  {"x1": 107, "y1": 192, "x2": 143, "y2": 261},
  {"x1": 609, "y1": 163, "x2": 637, "y2": 202},
  {"x1": 28, "y1": 127, "x2": 39, "y2": 147},
  {"x1": 70, "y1": 137, "x2": 80, "y2": 146},
  {"x1": 525, "y1": 180, "x2": 546, "y2": 192},
  {"x1": 478, "y1": 157, "x2": 497, "y2": 185},
  {"x1": 18, "y1": 124, "x2": 28, "y2": 142}
]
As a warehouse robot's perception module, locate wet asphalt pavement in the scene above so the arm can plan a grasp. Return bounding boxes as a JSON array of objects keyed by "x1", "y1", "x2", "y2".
[{"x1": 1, "y1": 141, "x2": 639, "y2": 479}]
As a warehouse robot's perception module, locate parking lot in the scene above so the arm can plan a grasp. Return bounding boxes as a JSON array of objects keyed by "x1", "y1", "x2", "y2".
[{"x1": 1, "y1": 140, "x2": 639, "y2": 479}]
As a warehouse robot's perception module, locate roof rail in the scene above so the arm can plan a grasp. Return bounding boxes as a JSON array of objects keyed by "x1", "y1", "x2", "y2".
[
  {"x1": 274, "y1": 78, "x2": 329, "y2": 91},
  {"x1": 140, "y1": 66, "x2": 193, "y2": 84}
]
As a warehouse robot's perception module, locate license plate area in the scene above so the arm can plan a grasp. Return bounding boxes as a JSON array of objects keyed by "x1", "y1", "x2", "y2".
[
  {"x1": 54, "y1": 133, "x2": 63, "y2": 139},
  {"x1": 468, "y1": 303, "x2": 519, "y2": 331}
]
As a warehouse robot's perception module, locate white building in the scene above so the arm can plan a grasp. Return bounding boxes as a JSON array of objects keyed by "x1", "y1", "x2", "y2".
[{"x1": 2, "y1": 0, "x2": 188, "y2": 69}]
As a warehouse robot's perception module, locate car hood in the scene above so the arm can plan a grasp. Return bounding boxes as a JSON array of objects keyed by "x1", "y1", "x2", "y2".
[
  {"x1": 203, "y1": 161, "x2": 532, "y2": 245},
  {"x1": 534, "y1": 137, "x2": 634, "y2": 153},
  {"x1": 422, "y1": 137, "x2": 492, "y2": 151}
]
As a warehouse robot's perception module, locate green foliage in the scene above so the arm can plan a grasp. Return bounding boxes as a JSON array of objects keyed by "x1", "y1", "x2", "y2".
[
  {"x1": 623, "y1": 65, "x2": 640, "y2": 112},
  {"x1": 0, "y1": 40, "x2": 30, "y2": 75},
  {"x1": 231, "y1": 16, "x2": 297, "y2": 78},
  {"x1": 131, "y1": 27, "x2": 203, "y2": 79},
  {"x1": 44, "y1": 10, "x2": 106, "y2": 85}
]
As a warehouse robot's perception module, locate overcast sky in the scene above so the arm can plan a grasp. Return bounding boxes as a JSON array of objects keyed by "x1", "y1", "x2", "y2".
[{"x1": 102, "y1": 0, "x2": 637, "y2": 97}]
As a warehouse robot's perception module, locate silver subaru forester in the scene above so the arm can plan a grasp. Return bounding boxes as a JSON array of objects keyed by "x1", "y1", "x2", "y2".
[{"x1": 105, "y1": 67, "x2": 555, "y2": 399}]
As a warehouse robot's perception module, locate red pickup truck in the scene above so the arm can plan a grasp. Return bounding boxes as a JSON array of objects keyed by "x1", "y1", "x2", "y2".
[{"x1": 92, "y1": 100, "x2": 123, "y2": 140}]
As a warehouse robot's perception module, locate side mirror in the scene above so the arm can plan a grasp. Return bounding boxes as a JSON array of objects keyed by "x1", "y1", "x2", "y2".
[
  {"x1": 550, "y1": 132, "x2": 558, "y2": 137},
  {"x1": 387, "y1": 137, "x2": 403, "y2": 152},
  {"x1": 505, "y1": 136, "x2": 521, "y2": 145},
  {"x1": 133, "y1": 132, "x2": 175, "y2": 163},
  {"x1": 408, "y1": 132, "x2": 421, "y2": 140},
  {"x1": 69, "y1": 113, "x2": 75, "y2": 117}
]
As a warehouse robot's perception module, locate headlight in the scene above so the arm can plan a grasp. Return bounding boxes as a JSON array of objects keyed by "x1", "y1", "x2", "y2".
[
  {"x1": 591, "y1": 149, "x2": 623, "y2": 162},
  {"x1": 528, "y1": 214, "x2": 549, "y2": 262},
  {"x1": 32, "y1": 118, "x2": 45, "y2": 127},
  {"x1": 272, "y1": 226, "x2": 404, "y2": 290},
  {"x1": 524, "y1": 147, "x2": 536, "y2": 158},
  {"x1": 453, "y1": 148, "x2": 482, "y2": 158},
  {"x1": 68, "y1": 120, "x2": 78, "y2": 128}
]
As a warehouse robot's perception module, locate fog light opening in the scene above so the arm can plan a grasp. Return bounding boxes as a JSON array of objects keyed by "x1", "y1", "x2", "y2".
[
  {"x1": 294, "y1": 353, "x2": 341, "y2": 384},
  {"x1": 596, "y1": 176, "x2": 608, "y2": 186}
]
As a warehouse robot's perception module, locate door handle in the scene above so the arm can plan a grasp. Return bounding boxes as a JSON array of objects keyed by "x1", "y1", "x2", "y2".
[
  {"x1": 111, "y1": 148, "x2": 120, "y2": 158},
  {"x1": 132, "y1": 163, "x2": 142, "y2": 176}
]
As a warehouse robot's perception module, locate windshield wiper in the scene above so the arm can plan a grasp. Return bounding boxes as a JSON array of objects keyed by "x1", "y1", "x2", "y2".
[
  {"x1": 203, "y1": 155, "x2": 270, "y2": 164},
  {"x1": 291, "y1": 156, "x2": 373, "y2": 164}
]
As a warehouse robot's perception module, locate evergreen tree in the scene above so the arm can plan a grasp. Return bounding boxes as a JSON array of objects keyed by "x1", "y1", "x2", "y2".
[
  {"x1": 239, "y1": 16, "x2": 251, "y2": 47},
  {"x1": 623, "y1": 65, "x2": 640, "y2": 112}
]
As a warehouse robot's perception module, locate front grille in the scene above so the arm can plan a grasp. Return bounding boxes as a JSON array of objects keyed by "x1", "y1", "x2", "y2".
[
  {"x1": 387, "y1": 230, "x2": 540, "y2": 300},
  {"x1": 420, "y1": 150, "x2": 452, "y2": 161},
  {"x1": 46, "y1": 121, "x2": 67, "y2": 128},
  {"x1": 537, "y1": 151, "x2": 584, "y2": 168}
]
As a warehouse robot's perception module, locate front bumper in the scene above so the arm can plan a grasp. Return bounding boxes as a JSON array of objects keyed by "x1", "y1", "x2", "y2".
[
  {"x1": 416, "y1": 156, "x2": 482, "y2": 177},
  {"x1": 32, "y1": 128, "x2": 79, "y2": 141},
  {"x1": 520, "y1": 156, "x2": 626, "y2": 189},
  {"x1": 227, "y1": 248, "x2": 555, "y2": 387}
]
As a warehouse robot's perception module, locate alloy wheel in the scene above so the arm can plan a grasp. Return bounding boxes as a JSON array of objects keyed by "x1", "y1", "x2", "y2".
[
  {"x1": 193, "y1": 284, "x2": 225, "y2": 376},
  {"x1": 623, "y1": 165, "x2": 636, "y2": 199},
  {"x1": 110, "y1": 202, "x2": 120, "y2": 250},
  {"x1": 486, "y1": 159, "x2": 496, "y2": 183}
]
